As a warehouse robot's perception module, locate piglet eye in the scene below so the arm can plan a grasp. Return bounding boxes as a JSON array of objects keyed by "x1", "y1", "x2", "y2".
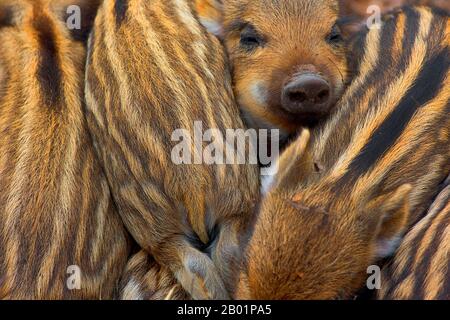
[
  {"x1": 327, "y1": 24, "x2": 343, "y2": 45},
  {"x1": 240, "y1": 24, "x2": 263, "y2": 51}
]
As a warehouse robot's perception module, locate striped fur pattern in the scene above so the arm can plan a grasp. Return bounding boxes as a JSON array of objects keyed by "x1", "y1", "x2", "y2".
[
  {"x1": 378, "y1": 175, "x2": 449, "y2": 300},
  {"x1": 236, "y1": 6, "x2": 449, "y2": 299},
  {"x1": 84, "y1": 0, "x2": 260, "y2": 299},
  {"x1": 0, "y1": 0, "x2": 131, "y2": 299}
]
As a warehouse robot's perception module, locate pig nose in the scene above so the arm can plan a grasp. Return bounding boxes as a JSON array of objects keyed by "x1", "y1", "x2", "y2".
[{"x1": 281, "y1": 74, "x2": 331, "y2": 114}]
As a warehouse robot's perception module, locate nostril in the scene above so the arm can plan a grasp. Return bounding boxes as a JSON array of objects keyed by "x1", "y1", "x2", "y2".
[
  {"x1": 288, "y1": 91, "x2": 308, "y2": 103},
  {"x1": 316, "y1": 89, "x2": 330, "y2": 104},
  {"x1": 281, "y1": 74, "x2": 331, "y2": 113}
]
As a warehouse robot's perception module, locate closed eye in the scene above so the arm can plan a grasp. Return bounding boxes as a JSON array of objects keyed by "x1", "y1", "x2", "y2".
[
  {"x1": 240, "y1": 23, "x2": 265, "y2": 51},
  {"x1": 327, "y1": 23, "x2": 343, "y2": 45}
]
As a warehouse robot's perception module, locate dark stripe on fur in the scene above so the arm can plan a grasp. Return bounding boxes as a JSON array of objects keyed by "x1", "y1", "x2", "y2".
[
  {"x1": 345, "y1": 48, "x2": 449, "y2": 180},
  {"x1": 115, "y1": 0, "x2": 128, "y2": 27},
  {"x1": 383, "y1": 187, "x2": 450, "y2": 298},
  {"x1": 32, "y1": 12, "x2": 62, "y2": 107},
  {"x1": 65, "y1": 0, "x2": 102, "y2": 42},
  {"x1": 411, "y1": 204, "x2": 450, "y2": 299},
  {"x1": 0, "y1": 5, "x2": 14, "y2": 28},
  {"x1": 397, "y1": 7, "x2": 421, "y2": 74}
]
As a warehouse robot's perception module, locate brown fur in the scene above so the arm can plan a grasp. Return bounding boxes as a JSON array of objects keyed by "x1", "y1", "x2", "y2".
[
  {"x1": 196, "y1": 0, "x2": 350, "y2": 137},
  {"x1": 340, "y1": 0, "x2": 405, "y2": 18},
  {"x1": 84, "y1": 0, "x2": 260, "y2": 299},
  {"x1": 236, "y1": 6, "x2": 449, "y2": 299},
  {"x1": 378, "y1": 175, "x2": 450, "y2": 300},
  {"x1": 0, "y1": 0, "x2": 131, "y2": 299}
]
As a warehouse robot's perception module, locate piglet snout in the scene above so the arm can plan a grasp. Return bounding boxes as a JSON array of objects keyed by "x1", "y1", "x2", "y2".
[{"x1": 281, "y1": 74, "x2": 331, "y2": 115}]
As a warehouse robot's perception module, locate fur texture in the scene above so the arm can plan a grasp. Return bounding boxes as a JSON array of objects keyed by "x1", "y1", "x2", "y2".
[
  {"x1": 84, "y1": 0, "x2": 260, "y2": 300},
  {"x1": 237, "y1": 6, "x2": 449, "y2": 300},
  {"x1": 0, "y1": 0, "x2": 131, "y2": 299}
]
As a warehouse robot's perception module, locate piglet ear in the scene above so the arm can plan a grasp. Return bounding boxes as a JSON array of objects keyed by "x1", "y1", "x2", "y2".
[
  {"x1": 262, "y1": 129, "x2": 313, "y2": 195},
  {"x1": 195, "y1": 0, "x2": 224, "y2": 38},
  {"x1": 365, "y1": 184, "x2": 412, "y2": 258}
]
